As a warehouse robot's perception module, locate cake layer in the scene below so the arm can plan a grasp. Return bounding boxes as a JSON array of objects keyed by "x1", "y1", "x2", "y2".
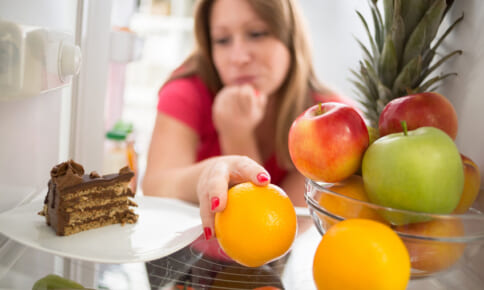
[
  {"x1": 61, "y1": 182, "x2": 133, "y2": 201},
  {"x1": 67, "y1": 207, "x2": 137, "y2": 225},
  {"x1": 61, "y1": 212, "x2": 138, "y2": 236},
  {"x1": 63, "y1": 196, "x2": 137, "y2": 211}
]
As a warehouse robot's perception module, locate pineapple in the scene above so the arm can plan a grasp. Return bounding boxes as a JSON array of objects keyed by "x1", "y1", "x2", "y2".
[{"x1": 351, "y1": 0, "x2": 463, "y2": 129}]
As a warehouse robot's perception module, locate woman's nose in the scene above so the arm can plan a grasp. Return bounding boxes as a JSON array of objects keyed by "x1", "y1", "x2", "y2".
[{"x1": 229, "y1": 37, "x2": 251, "y2": 65}]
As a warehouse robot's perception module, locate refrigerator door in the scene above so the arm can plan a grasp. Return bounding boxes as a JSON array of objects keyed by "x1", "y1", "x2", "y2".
[
  {"x1": 0, "y1": 0, "x2": 80, "y2": 213},
  {"x1": 0, "y1": 0, "x2": 112, "y2": 288}
]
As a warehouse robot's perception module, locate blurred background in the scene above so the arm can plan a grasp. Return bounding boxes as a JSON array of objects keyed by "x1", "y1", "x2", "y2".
[
  {"x1": 114, "y1": 0, "x2": 384, "y2": 190},
  {"x1": 117, "y1": 0, "x2": 483, "y2": 192},
  {"x1": 0, "y1": 0, "x2": 481, "y2": 223}
]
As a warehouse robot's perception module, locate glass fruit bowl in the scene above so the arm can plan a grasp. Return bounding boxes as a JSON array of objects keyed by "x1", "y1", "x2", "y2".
[{"x1": 305, "y1": 178, "x2": 484, "y2": 280}]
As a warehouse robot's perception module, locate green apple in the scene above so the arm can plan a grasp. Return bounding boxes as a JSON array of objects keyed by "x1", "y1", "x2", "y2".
[{"x1": 362, "y1": 125, "x2": 464, "y2": 225}]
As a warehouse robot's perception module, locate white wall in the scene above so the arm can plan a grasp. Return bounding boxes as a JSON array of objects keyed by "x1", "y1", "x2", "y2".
[
  {"x1": 300, "y1": 0, "x2": 484, "y2": 184},
  {"x1": 299, "y1": 0, "x2": 369, "y2": 99},
  {"x1": 439, "y1": 1, "x2": 484, "y2": 183}
]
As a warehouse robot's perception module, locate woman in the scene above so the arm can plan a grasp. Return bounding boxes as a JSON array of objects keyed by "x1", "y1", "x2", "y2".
[{"x1": 142, "y1": 0, "x2": 349, "y2": 240}]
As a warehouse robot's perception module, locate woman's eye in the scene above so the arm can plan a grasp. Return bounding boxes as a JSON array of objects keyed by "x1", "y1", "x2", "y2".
[
  {"x1": 213, "y1": 37, "x2": 230, "y2": 45},
  {"x1": 249, "y1": 31, "x2": 269, "y2": 39}
]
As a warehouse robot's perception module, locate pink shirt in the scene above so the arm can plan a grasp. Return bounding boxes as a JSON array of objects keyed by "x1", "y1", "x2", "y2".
[
  {"x1": 157, "y1": 76, "x2": 290, "y2": 185},
  {"x1": 157, "y1": 75, "x2": 352, "y2": 185}
]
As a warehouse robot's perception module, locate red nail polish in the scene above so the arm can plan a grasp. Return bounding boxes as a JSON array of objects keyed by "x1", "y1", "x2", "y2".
[
  {"x1": 257, "y1": 172, "x2": 269, "y2": 183},
  {"x1": 204, "y1": 227, "x2": 212, "y2": 240},
  {"x1": 211, "y1": 197, "x2": 220, "y2": 211}
]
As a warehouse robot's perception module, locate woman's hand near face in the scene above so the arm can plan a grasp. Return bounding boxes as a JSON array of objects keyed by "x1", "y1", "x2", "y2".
[
  {"x1": 196, "y1": 155, "x2": 270, "y2": 240},
  {"x1": 213, "y1": 84, "x2": 268, "y2": 137},
  {"x1": 212, "y1": 84, "x2": 268, "y2": 163}
]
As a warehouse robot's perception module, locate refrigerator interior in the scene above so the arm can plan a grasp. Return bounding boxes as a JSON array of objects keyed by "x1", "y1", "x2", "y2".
[
  {"x1": 0, "y1": 0, "x2": 194, "y2": 288},
  {"x1": 0, "y1": 0, "x2": 113, "y2": 288},
  {"x1": 0, "y1": 0, "x2": 79, "y2": 288},
  {"x1": 0, "y1": 0, "x2": 483, "y2": 289}
]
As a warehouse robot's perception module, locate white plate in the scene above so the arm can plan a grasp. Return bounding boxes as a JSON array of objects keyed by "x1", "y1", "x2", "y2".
[{"x1": 0, "y1": 196, "x2": 203, "y2": 263}]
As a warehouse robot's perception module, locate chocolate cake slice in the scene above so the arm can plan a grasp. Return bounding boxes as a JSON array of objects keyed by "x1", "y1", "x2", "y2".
[{"x1": 39, "y1": 160, "x2": 138, "y2": 236}]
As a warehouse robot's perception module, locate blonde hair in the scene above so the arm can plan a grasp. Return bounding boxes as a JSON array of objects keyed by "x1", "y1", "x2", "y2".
[{"x1": 171, "y1": 0, "x2": 332, "y2": 169}]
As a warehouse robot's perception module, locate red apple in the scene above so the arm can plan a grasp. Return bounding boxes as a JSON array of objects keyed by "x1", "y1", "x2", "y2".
[
  {"x1": 453, "y1": 154, "x2": 482, "y2": 214},
  {"x1": 378, "y1": 92, "x2": 458, "y2": 140},
  {"x1": 288, "y1": 102, "x2": 369, "y2": 183}
]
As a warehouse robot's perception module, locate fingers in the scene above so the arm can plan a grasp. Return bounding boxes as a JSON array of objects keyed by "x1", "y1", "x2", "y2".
[
  {"x1": 254, "y1": 88, "x2": 268, "y2": 110},
  {"x1": 239, "y1": 84, "x2": 256, "y2": 113},
  {"x1": 196, "y1": 156, "x2": 271, "y2": 240},
  {"x1": 226, "y1": 155, "x2": 270, "y2": 187},
  {"x1": 212, "y1": 86, "x2": 237, "y2": 120},
  {"x1": 216, "y1": 85, "x2": 259, "y2": 114},
  {"x1": 199, "y1": 160, "x2": 230, "y2": 212},
  {"x1": 239, "y1": 85, "x2": 268, "y2": 121},
  {"x1": 213, "y1": 85, "x2": 266, "y2": 137},
  {"x1": 197, "y1": 160, "x2": 230, "y2": 240}
]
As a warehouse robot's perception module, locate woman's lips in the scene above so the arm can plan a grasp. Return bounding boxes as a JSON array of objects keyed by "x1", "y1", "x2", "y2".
[{"x1": 233, "y1": 76, "x2": 256, "y2": 84}]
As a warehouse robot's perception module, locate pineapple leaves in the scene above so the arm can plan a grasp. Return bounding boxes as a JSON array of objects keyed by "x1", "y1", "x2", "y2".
[
  {"x1": 351, "y1": 65, "x2": 376, "y2": 103},
  {"x1": 369, "y1": 0, "x2": 385, "y2": 51},
  {"x1": 429, "y1": 13, "x2": 464, "y2": 55},
  {"x1": 349, "y1": 68, "x2": 370, "y2": 91},
  {"x1": 378, "y1": 38, "x2": 398, "y2": 88},
  {"x1": 401, "y1": 0, "x2": 446, "y2": 67},
  {"x1": 355, "y1": 38, "x2": 374, "y2": 64},
  {"x1": 350, "y1": 79, "x2": 373, "y2": 107},
  {"x1": 421, "y1": 13, "x2": 463, "y2": 73},
  {"x1": 400, "y1": 0, "x2": 433, "y2": 42},
  {"x1": 392, "y1": 56, "x2": 422, "y2": 97},
  {"x1": 419, "y1": 49, "x2": 462, "y2": 85},
  {"x1": 351, "y1": 0, "x2": 462, "y2": 127},
  {"x1": 376, "y1": 83, "x2": 393, "y2": 115},
  {"x1": 356, "y1": 11, "x2": 380, "y2": 61},
  {"x1": 442, "y1": 0, "x2": 455, "y2": 20},
  {"x1": 354, "y1": 60, "x2": 394, "y2": 127},
  {"x1": 416, "y1": 72, "x2": 457, "y2": 93},
  {"x1": 363, "y1": 60, "x2": 381, "y2": 90},
  {"x1": 391, "y1": 0, "x2": 405, "y2": 68},
  {"x1": 383, "y1": 0, "x2": 394, "y2": 33},
  {"x1": 366, "y1": 58, "x2": 393, "y2": 114}
]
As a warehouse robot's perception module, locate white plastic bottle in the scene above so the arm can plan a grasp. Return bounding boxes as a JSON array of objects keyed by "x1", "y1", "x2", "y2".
[{"x1": 103, "y1": 130, "x2": 128, "y2": 175}]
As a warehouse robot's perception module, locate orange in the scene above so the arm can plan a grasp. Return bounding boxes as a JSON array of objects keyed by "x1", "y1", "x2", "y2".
[
  {"x1": 395, "y1": 219, "x2": 466, "y2": 274},
  {"x1": 453, "y1": 154, "x2": 481, "y2": 214},
  {"x1": 214, "y1": 182, "x2": 297, "y2": 267},
  {"x1": 318, "y1": 175, "x2": 387, "y2": 228},
  {"x1": 313, "y1": 219, "x2": 410, "y2": 290}
]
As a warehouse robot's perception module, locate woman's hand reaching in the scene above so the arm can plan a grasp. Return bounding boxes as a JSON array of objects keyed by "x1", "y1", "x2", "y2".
[{"x1": 196, "y1": 155, "x2": 270, "y2": 240}]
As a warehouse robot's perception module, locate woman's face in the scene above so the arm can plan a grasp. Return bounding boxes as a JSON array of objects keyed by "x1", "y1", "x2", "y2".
[{"x1": 209, "y1": 0, "x2": 291, "y2": 95}]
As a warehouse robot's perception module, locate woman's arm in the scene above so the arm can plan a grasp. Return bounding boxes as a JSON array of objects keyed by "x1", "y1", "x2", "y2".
[
  {"x1": 142, "y1": 113, "x2": 202, "y2": 203},
  {"x1": 142, "y1": 113, "x2": 270, "y2": 238},
  {"x1": 280, "y1": 169, "x2": 315, "y2": 235},
  {"x1": 279, "y1": 170, "x2": 307, "y2": 207}
]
